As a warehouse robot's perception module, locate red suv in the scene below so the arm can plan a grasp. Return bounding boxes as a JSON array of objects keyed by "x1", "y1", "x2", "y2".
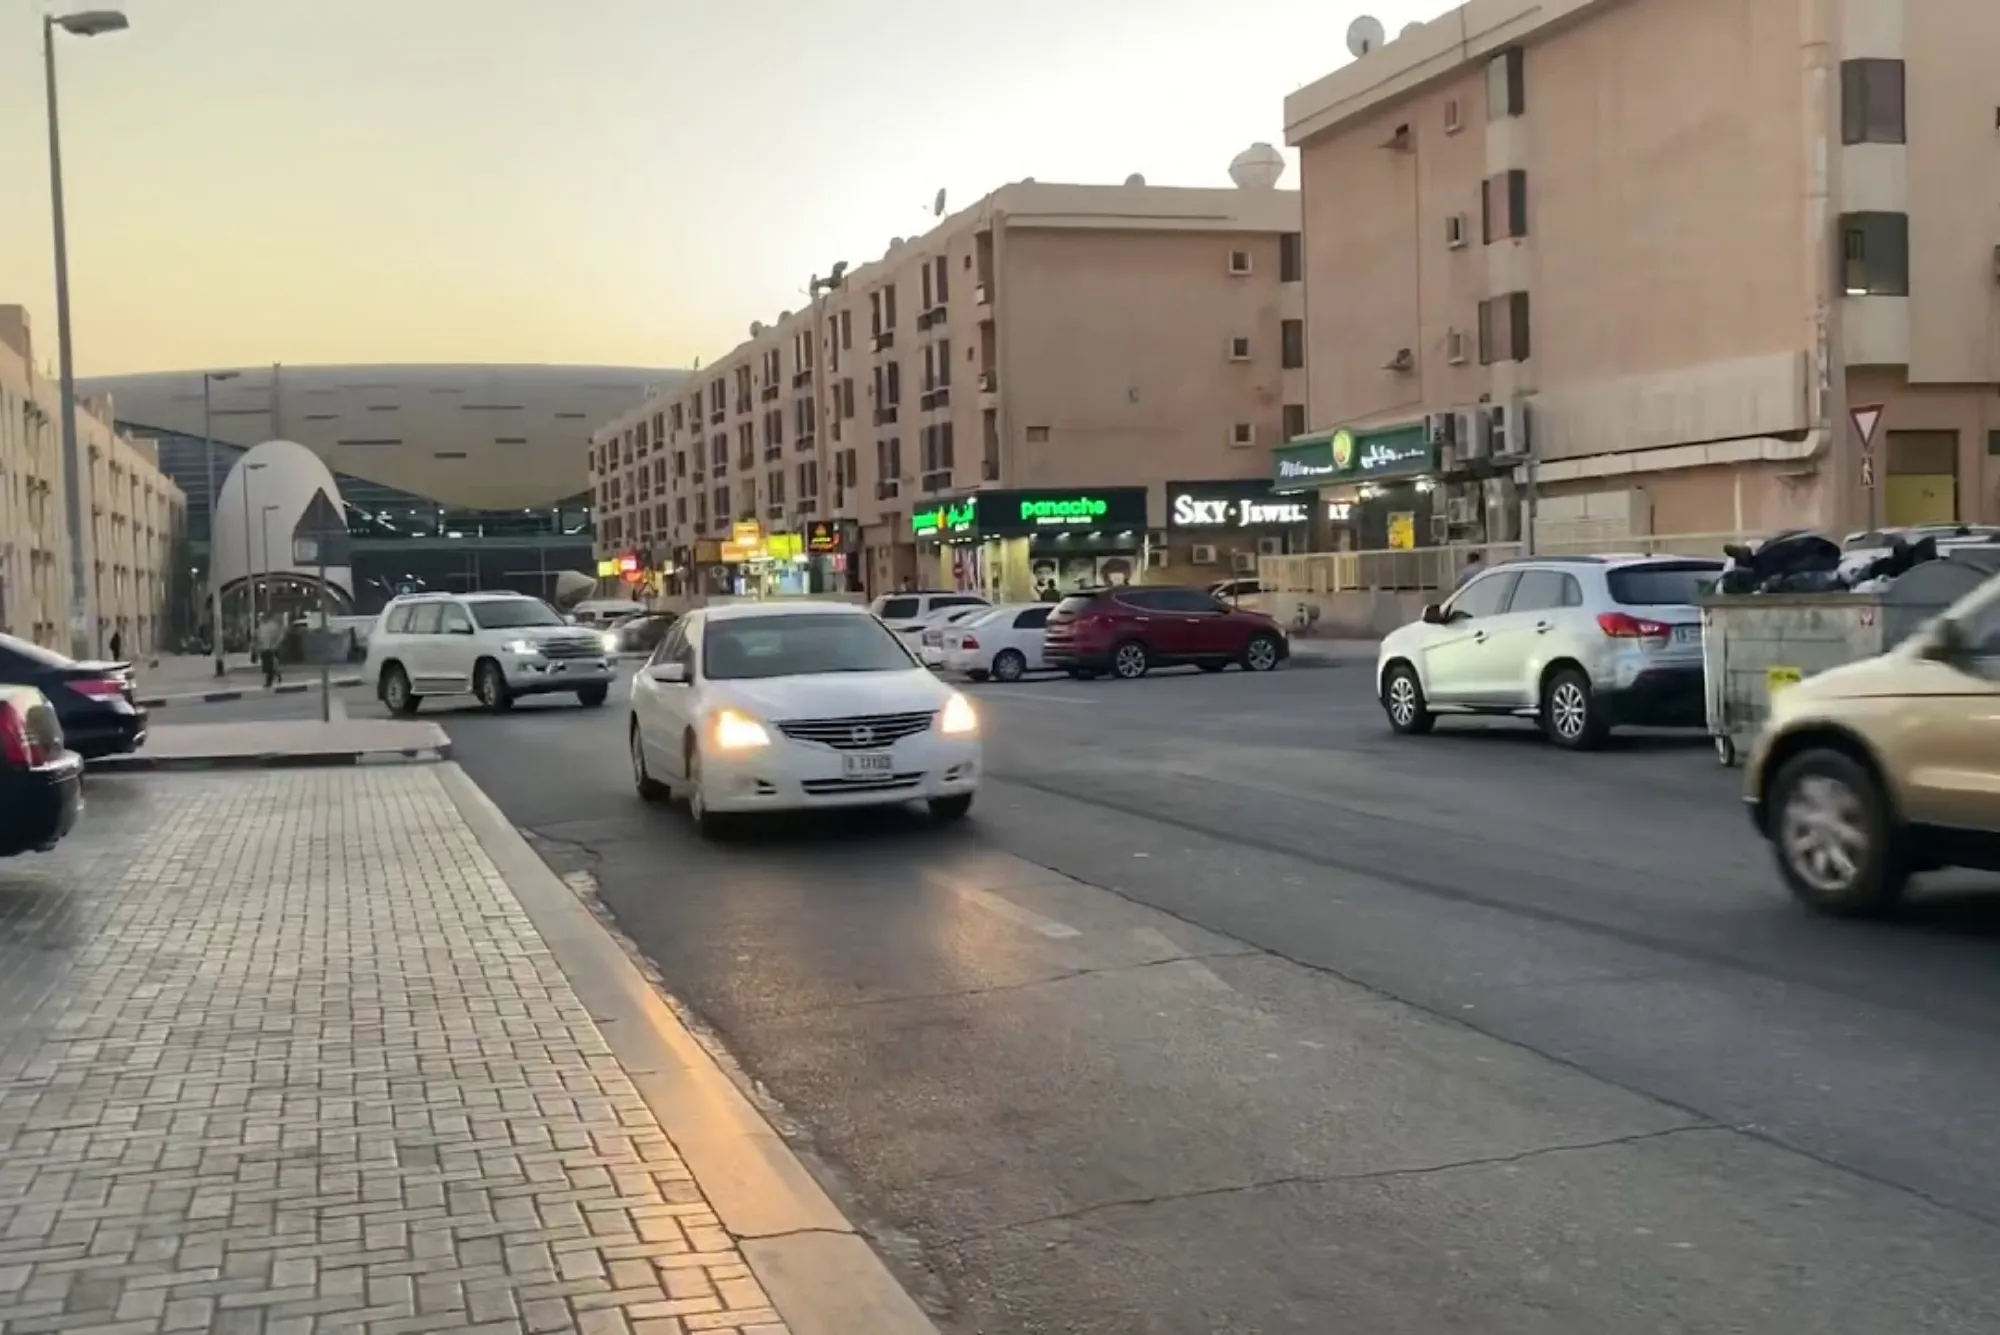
[{"x1": 1045, "y1": 587, "x2": 1289, "y2": 679}]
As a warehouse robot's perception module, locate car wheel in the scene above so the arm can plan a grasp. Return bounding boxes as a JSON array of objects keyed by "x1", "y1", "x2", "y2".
[
  {"x1": 380, "y1": 665, "x2": 420, "y2": 716},
  {"x1": 991, "y1": 650, "x2": 1027, "y2": 682},
  {"x1": 1242, "y1": 634, "x2": 1281, "y2": 673},
  {"x1": 577, "y1": 684, "x2": 609, "y2": 708},
  {"x1": 475, "y1": 659, "x2": 514, "y2": 712},
  {"x1": 1769, "y1": 748, "x2": 1909, "y2": 915},
  {"x1": 684, "y1": 740, "x2": 731, "y2": 838},
  {"x1": 1381, "y1": 662, "x2": 1434, "y2": 735},
  {"x1": 631, "y1": 723, "x2": 668, "y2": 801},
  {"x1": 929, "y1": 793, "x2": 974, "y2": 822},
  {"x1": 1541, "y1": 668, "x2": 1606, "y2": 749},
  {"x1": 1111, "y1": 640, "x2": 1151, "y2": 680}
]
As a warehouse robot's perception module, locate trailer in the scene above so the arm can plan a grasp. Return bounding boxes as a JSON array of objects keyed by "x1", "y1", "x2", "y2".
[{"x1": 1701, "y1": 550, "x2": 2000, "y2": 766}]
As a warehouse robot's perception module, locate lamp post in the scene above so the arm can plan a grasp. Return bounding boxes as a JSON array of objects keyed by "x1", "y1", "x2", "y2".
[
  {"x1": 260, "y1": 503, "x2": 281, "y2": 626},
  {"x1": 240, "y1": 459, "x2": 266, "y2": 651},
  {"x1": 201, "y1": 370, "x2": 238, "y2": 675},
  {"x1": 43, "y1": 8, "x2": 129, "y2": 660}
]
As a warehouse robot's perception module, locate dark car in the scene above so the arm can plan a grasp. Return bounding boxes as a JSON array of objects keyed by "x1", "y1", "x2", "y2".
[
  {"x1": 0, "y1": 633, "x2": 146, "y2": 760},
  {"x1": 604, "y1": 612, "x2": 679, "y2": 656},
  {"x1": 1044, "y1": 586, "x2": 1289, "y2": 680},
  {"x1": 0, "y1": 685, "x2": 84, "y2": 858}
]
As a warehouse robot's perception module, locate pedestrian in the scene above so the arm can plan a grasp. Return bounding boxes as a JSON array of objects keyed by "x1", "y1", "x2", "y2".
[
  {"x1": 1038, "y1": 578, "x2": 1060, "y2": 602},
  {"x1": 108, "y1": 629, "x2": 122, "y2": 662},
  {"x1": 256, "y1": 615, "x2": 283, "y2": 688},
  {"x1": 1455, "y1": 550, "x2": 1485, "y2": 589}
]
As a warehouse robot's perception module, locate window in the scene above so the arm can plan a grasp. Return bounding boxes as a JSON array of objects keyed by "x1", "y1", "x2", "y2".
[
  {"x1": 1012, "y1": 607, "x2": 1051, "y2": 630},
  {"x1": 1282, "y1": 403, "x2": 1307, "y2": 440},
  {"x1": 1478, "y1": 291, "x2": 1531, "y2": 364},
  {"x1": 1486, "y1": 47, "x2": 1524, "y2": 119},
  {"x1": 879, "y1": 597, "x2": 920, "y2": 620},
  {"x1": 921, "y1": 262, "x2": 934, "y2": 309},
  {"x1": 886, "y1": 361, "x2": 902, "y2": 404},
  {"x1": 1278, "y1": 233, "x2": 1302, "y2": 282},
  {"x1": 883, "y1": 285, "x2": 898, "y2": 328},
  {"x1": 936, "y1": 339, "x2": 952, "y2": 386},
  {"x1": 1607, "y1": 561, "x2": 1723, "y2": 606},
  {"x1": 648, "y1": 621, "x2": 686, "y2": 669},
  {"x1": 1506, "y1": 569, "x2": 1582, "y2": 613},
  {"x1": 1444, "y1": 98, "x2": 1462, "y2": 133},
  {"x1": 1229, "y1": 336, "x2": 1252, "y2": 360},
  {"x1": 1446, "y1": 571, "x2": 1517, "y2": 618},
  {"x1": 841, "y1": 378, "x2": 856, "y2": 418},
  {"x1": 839, "y1": 309, "x2": 852, "y2": 350},
  {"x1": 1228, "y1": 250, "x2": 1252, "y2": 274},
  {"x1": 469, "y1": 598, "x2": 563, "y2": 629},
  {"x1": 1841, "y1": 59, "x2": 1905, "y2": 144},
  {"x1": 1232, "y1": 423, "x2": 1254, "y2": 446},
  {"x1": 407, "y1": 603, "x2": 444, "y2": 634},
  {"x1": 1446, "y1": 329, "x2": 1468, "y2": 364},
  {"x1": 1280, "y1": 319, "x2": 1305, "y2": 369},
  {"x1": 1841, "y1": 212, "x2": 1909, "y2": 295},
  {"x1": 1446, "y1": 213, "x2": 1467, "y2": 247},
  {"x1": 935, "y1": 255, "x2": 949, "y2": 303},
  {"x1": 1481, "y1": 170, "x2": 1527, "y2": 243},
  {"x1": 383, "y1": 606, "x2": 415, "y2": 634}
]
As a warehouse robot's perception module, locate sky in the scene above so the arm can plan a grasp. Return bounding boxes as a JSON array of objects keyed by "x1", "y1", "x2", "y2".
[{"x1": 0, "y1": 0, "x2": 1433, "y2": 376}]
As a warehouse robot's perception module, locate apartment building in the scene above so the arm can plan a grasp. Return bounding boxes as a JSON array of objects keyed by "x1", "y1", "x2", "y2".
[
  {"x1": 0, "y1": 305, "x2": 187, "y2": 654},
  {"x1": 592, "y1": 169, "x2": 1308, "y2": 599},
  {"x1": 1283, "y1": 0, "x2": 2000, "y2": 550}
]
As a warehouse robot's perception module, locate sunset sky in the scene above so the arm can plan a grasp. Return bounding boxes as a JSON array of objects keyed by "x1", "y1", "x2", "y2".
[{"x1": 0, "y1": 0, "x2": 1431, "y2": 375}]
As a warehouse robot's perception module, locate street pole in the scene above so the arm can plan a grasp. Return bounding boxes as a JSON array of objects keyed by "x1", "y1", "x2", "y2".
[
  {"x1": 316, "y1": 509, "x2": 330, "y2": 723},
  {"x1": 201, "y1": 371, "x2": 237, "y2": 675},
  {"x1": 44, "y1": 16, "x2": 94, "y2": 660},
  {"x1": 241, "y1": 462, "x2": 258, "y2": 652}
]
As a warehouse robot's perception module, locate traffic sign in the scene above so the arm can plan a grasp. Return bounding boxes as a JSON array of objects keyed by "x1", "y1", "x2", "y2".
[
  {"x1": 1860, "y1": 456, "x2": 1874, "y2": 486},
  {"x1": 1850, "y1": 403, "x2": 1884, "y2": 446}
]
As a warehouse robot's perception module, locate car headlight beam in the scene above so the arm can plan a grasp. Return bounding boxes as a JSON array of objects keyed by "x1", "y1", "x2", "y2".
[
  {"x1": 940, "y1": 692, "x2": 978, "y2": 736},
  {"x1": 711, "y1": 708, "x2": 770, "y2": 750},
  {"x1": 502, "y1": 639, "x2": 542, "y2": 656}
]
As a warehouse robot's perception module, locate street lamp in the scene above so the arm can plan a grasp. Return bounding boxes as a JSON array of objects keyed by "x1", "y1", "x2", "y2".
[
  {"x1": 43, "y1": 8, "x2": 129, "y2": 660},
  {"x1": 240, "y1": 459, "x2": 266, "y2": 647},
  {"x1": 202, "y1": 370, "x2": 238, "y2": 675}
]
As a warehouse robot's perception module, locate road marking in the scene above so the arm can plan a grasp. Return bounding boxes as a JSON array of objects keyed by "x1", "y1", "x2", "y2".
[
  {"x1": 955, "y1": 886, "x2": 1082, "y2": 938},
  {"x1": 976, "y1": 689, "x2": 1095, "y2": 705},
  {"x1": 1129, "y1": 927, "x2": 1235, "y2": 992}
]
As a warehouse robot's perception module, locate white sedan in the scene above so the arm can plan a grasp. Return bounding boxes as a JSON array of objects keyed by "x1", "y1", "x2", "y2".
[
  {"x1": 915, "y1": 605, "x2": 990, "y2": 666},
  {"x1": 627, "y1": 601, "x2": 980, "y2": 836},
  {"x1": 942, "y1": 603, "x2": 1054, "y2": 681}
]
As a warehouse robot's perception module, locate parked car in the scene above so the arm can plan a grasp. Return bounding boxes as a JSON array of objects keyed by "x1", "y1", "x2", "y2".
[
  {"x1": 628, "y1": 601, "x2": 979, "y2": 835},
  {"x1": 602, "y1": 611, "x2": 679, "y2": 656},
  {"x1": 1745, "y1": 568, "x2": 2000, "y2": 916},
  {"x1": 0, "y1": 685, "x2": 83, "y2": 858},
  {"x1": 1209, "y1": 578, "x2": 1263, "y2": 603},
  {"x1": 1044, "y1": 587, "x2": 1289, "y2": 679},
  {"x1": 1375, "y1": 554, "x2": 1723, "y2": 749},
  {"x1": 365, "y1": 591, "x2": 617, "y2": 714},
  {"x1": 870, "y1": 591, "x2": 990, "y2": 637},
  {"x1": 0, "y1": 632, "x2": 146, "y2": 760},
  {"x1": 943, "y1": 604, "x2": 1054, "y2": 681},
  {"x1": 570, "y1": 598, "x2": 648, "y2": 627},
  {"x1": 916, "y1": 606, "x2": 991, "y2": 665}
]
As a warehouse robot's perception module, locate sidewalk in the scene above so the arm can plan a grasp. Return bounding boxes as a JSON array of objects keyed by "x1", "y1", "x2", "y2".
[
  {"x1": 94, "y1": 719, "x2": 452, "y2": 772},
  {"x1": 0, "y1": 766, "x2": 935, "y2": 1334},
  {"x1": 133, "y1": 655, "x2": 364, "y2": 710},
  {"x1": 1286, "y1": 637, "x2": 1377, "y2": 664}
]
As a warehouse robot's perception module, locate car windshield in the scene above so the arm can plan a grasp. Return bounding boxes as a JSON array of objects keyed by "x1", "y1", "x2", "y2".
[
  {"x1": 470, "y1": 599, "x2": 566, "y2": 630},
  {"x1": 703, "y1": 613, "x2": 916, "y2": 679},
  {"x1": 1607, "y1": 562, "x2": 1723, "y2": 606}
]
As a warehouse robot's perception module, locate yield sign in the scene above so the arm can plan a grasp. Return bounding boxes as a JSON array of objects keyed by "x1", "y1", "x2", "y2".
[{"x1": 1850, "y1": 403, "x2": 1884, "y2": 446}]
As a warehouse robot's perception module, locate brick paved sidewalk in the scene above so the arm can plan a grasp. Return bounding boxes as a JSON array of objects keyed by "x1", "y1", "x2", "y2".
[{"x1": 0, "y1": 770, "x2": 792, "y2": 1334}]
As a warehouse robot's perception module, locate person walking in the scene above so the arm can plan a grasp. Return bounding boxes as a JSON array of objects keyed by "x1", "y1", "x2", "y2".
[
  {"x1": 107, "y1": 628, "x2": 123, "y2": 663},
  {"x1": 256, "y1": 615, "x2": 283, "y2": 688},
  {"x1": 1455, "y1": 550, "x2": 1486, "y2": 589}
]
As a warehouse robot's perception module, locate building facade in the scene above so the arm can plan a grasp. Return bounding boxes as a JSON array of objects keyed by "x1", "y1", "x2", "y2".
[
  {"x1": 593, "y1": 172, "x2": 1308, "y2": 600},
  {"x1": 83, "y1": 364, "x2": 676, "y2": 614},
  {"x1": 0, "y1": 306, "x2": 186, "y2": 655},
  {"x1": 1283, "y1": 0, "x2": 2000, "y2": 549}
]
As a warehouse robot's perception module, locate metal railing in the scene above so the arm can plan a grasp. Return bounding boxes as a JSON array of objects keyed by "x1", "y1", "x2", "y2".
[{"x1": 1259, "y1": 531, "x2": 1754, "y2": 594}]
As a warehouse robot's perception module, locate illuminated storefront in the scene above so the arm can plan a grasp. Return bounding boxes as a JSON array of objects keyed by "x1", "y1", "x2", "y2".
[
  {"x1": 1163, "y1": 479, "x2": 1314, "y2": 576},
  {"x1": 911, "y1": 488, "x2": 1149, "y2": 600},
  {"x1": 1273, "y1": 425, "x2": 1437, "y2": 552}
]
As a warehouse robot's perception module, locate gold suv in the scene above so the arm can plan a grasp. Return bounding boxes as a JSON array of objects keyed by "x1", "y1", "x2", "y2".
[{"x1": 1746, "y1": 583, "x2": 2000, "y2": 915}]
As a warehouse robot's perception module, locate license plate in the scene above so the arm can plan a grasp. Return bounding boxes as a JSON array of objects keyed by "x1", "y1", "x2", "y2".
[
  {"x1": 1673, "y1": 625, "x2": 1700, "y2": 644},
  {"x1": 842, "y1": 752, "x2": 893, "y2": 780}
]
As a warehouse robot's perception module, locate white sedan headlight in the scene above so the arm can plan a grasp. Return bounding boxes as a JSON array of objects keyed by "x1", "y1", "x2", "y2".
[
  {"x1": 600, "y1": 631, "x2": 620, "y2": 652},
  {"x1": 502, "y1": 639, "x2": 543, "y2": 655},
  {"x1": 939, "y1": 692, "x2": 978, "y2": 736},
  {"x1": 711, "y1": 708, "x2": 770, "y2": 750}
]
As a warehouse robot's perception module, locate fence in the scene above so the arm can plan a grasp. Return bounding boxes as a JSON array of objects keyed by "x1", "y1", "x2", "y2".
[{"x1": 1259, "y1": 531, "x2": 1755, "y2": 595}]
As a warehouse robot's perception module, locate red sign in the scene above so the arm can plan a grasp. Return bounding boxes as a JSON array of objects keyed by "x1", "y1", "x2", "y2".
[{"x1": 617, "y1": 552, "x2": 640, "y2": 574}]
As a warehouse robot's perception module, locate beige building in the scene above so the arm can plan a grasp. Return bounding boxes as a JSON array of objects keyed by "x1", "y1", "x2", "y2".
[
  {"x1": 1283, "y1": 0, "x2": 2000, "y2": 548},
  {"x1": 0, "y1": 306, "x2": 185, "y2": 656},
  {"x1": 594, "y1": 172, "x2": 1307, "y2": 598}
]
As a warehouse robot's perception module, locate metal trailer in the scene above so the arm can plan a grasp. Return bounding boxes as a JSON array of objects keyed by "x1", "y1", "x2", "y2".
[{"x1": 1701, "y1": 549, "x2": 2000, "y2": 766}]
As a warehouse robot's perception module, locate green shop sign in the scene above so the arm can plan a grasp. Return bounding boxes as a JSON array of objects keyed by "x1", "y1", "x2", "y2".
[
  {"x1": 911, "y1": 497, "x2": 977, "y2": 536},
  {"x1": 1019, "y1": 495, "x2": 1106, "y2": 525},
  {"x1": 1272, "y1": 424, "x2": 1434, "y2": 489}
]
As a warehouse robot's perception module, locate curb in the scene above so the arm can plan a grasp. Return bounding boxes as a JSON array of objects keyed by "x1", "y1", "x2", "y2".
[
  {"x1": 434, "y1": 764, "x2": 940, "y2": 1335},
  {"x1": 89, "y1": 743, "x2": 450, "y2": 774},
  {"x1": 136, "y1": 676, "x2": 364, "y2": 709}
]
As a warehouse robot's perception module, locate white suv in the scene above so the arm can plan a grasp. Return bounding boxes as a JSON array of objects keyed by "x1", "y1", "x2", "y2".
[{"x1": 365, "y1": 592, "x2": 617, "y2": 714}]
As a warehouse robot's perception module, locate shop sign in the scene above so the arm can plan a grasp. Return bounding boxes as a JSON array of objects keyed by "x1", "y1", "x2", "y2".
[
  {"x1": 1168, "y1": 480, "x2": 1310, "y2": 529},
  {"x1": 766, "y1": 532, "x2": 803, "y2": 560},
  {"x1": 912, "y1": 497, "x2": 977, "y2": 537},
  {"x1": 595, "y1": 558, "x2": 619, "y2": 578},
  {"x1": 805, "y1": 520, "x2": 847, "y2": 553},
  {"x1": 981, "y1": 488, "x2": 1147, "y2": 535},
  {"x1": 732, "y1": 520, "x2": 761, "y2": 547},
  {"x1": 1273, "y1": 436, "x2": 1337, "y2": 487},
  {"x1": 719, "y1": 538, "x2": 758, "y2": 563},
  {"x1": 617, "y1": 552, "x2": 642, "y2": 574},
  {"x1": 1342, "y1": 425, "x2": 1433, "y2": 480}
]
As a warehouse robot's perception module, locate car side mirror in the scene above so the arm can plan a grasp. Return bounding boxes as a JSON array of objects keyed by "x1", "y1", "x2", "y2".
[
  {"x1": 1421, "y1": 603, "x2": 1445, "y2": 625},
  {"x1": 1922, "y1": 617, "x2": 1967, "y2": 662},
  {"x1": 649, "y1": 661, "x2": 689, "y2": 684}
]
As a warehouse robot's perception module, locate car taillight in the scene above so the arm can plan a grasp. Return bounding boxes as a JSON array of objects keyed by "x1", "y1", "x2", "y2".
[
  {"x1": 69, "y1": 677, "x2": 126, "y2": 700},
  {"x1": 960, "y1": 636, "x2": 979, "y2": 650},
  {"x1": 1597, "y1": 611, "x2": 1671, "y2": 640},
  {"x1": 0, "y1": 702, "x2": 52, "y2": 769}
]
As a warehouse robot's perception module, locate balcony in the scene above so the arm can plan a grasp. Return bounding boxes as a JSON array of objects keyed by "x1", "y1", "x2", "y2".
[
  {"x1": 874, "y1": 406, "x2": 899, "y2": 425},
  {"x1": 795, "y1": 432, "x2": 815, "y2": 452},
  {"x1": 764, "y1": 445, "x2": 783, "y2": 461},
  {"x1": 761, "y1": 384, "x2": 780, "y2": 402},
  {"x1": 921, "y1": 469, "x2": 952, "y2": 493},
  {"x1": 766, "y1": 504, "x2": 785, "y2": 521},
  {"x1": 876, "y1": 480, "x2": 900, "y2": 501},
  {"x1": 709, "y1": 409, "x2": 725, "y2": 425},
  {"x1": 793, "y1": 370, "x2": 813, "y2": 388},
  {"x1": 917, "y1": 311, "x2": 934, "y2": 331},
  {"x1": 920, "y1": 386, "x2": 952, "y2": 411},
  {"x1": 872, "y1": 331, "x2": 895, "y2": 352}
]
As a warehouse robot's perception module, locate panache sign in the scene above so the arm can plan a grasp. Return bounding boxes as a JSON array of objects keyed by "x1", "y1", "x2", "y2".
[
  {"x1": 1018, "y1": 495, "x2": 1108, "y2": 526},
  {"x1": 913, "y1": 488, "x2": 1149, "y2": 538}
]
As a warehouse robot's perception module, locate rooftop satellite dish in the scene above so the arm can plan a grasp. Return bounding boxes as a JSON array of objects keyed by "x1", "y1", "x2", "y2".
[
  {"x1": 1347, "y1": 14, "x2": 1384, "y2": 55},
  {"x1": 1124, "y1": 172, "x2": 1146, "y2": 186},
  {"x1": 778, "y1": 309, "x2": 791, "y2": 321},
  {"x1": 828, "y1": 260, "x2": 848, "y2": 283},
  {"x1": 1399, "y1": 21, "x2": 1421, "y2": 36},
  {"x1": 748, "y1": 322, "x2": 764, "y2": 337},
  {"x1": 933, "y1": 187, "x2": 947, "y2": 216}
]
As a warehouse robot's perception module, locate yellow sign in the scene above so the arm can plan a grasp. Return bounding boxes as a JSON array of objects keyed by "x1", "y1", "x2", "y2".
[
  {"x1": 1386, "y1": 511, "x2": 1416, "y2": 550},
  {"x1": 1766, "y1": 665, "x2": 1803, "y2": 694},
  {"x1": 1331, "y1": 429, "x2": 1355, "y2": 469},
  {"x1": 766, "y1": 532, "x2": 802, "y2": 560},
  {"x1": 595, "y1": 558, "x2": 619, "y2": 577},
  {"x1": 732, "y1": 520, "x2": 761, "y2": 547},
  {"x1": 719, "y1": 539, "x2": 759, "y2": 563}
]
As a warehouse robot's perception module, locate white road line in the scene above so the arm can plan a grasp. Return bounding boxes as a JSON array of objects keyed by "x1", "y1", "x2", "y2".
[{"x1": 955, "y1": 886, "x2": 1083, "y2": 938}]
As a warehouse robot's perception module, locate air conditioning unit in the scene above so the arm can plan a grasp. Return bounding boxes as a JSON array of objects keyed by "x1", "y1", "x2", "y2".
[
  {"x1": 1447, "y1": 494, "x2": 1480, "y2": 526},
  {"x1": 1191, "y1": 543, "x2": 1220, "y2": 565},
  {"x1": 1145, "y1": 547, "x2": 1167, "y2": 569},
  {"x1": 1231, "y1": 551, "x2": 1259, "y2": 574},
  {"x1": 1425, "y1": 412, "x2": 1456, "y2": 446},
  {"x1": 1459, "y1": 408, "x2": 1489, "y2": 459},
  {"x1": 1256, "y1": 535, "x2": 1285, "y2": 557},
  {"x1": 1487, "y1": 400, "x2": 1531, "y2": 459}
]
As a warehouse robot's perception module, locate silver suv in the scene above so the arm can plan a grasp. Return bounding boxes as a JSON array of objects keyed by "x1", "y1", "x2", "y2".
[{"x1": 1374, "y1": 554, "x2": 1722, "y2": 749}]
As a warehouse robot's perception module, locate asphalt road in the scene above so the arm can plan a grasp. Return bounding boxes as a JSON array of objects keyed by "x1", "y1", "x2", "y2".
[{"x1": 168, "y1": 661, "x2": 2000, "y2": 1330}]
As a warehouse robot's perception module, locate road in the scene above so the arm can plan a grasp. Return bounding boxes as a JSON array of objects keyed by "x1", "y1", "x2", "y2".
[{"x1": 148, "y1": 660, "x2": 2000, "y2": 1330}]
